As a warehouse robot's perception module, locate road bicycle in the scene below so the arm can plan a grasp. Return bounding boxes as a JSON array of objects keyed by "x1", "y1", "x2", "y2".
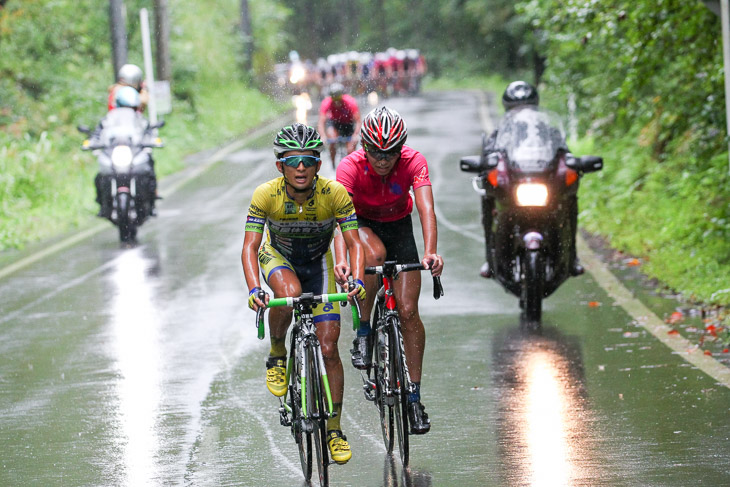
[
  {"x1": 254, "y1": 284, "x2": 360, "y2": 486},
  {"x1": 359, "y1": 262, "x2": 443, "y2": 467}
]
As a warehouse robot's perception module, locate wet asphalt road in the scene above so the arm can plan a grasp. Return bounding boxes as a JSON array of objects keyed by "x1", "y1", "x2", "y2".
[{"x1": 1, "y1": 91, "x2": 729, "y2": 486}]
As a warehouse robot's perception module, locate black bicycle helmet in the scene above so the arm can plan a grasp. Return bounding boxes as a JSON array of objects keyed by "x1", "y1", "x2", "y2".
[
  {"x1": 502, "y1": 81, "x2": 539, "y2": 111},
  {"x1": 273, "y1": 123, "x2": 324, "y2": 158}
]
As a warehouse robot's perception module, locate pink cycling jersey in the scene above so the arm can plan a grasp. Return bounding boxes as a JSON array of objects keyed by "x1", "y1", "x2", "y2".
[
  {"x1": 319, "y1": 94, "x2": 359, "y2": 124},
  {"x1": 336, "y1": 145, "x2": 431, "y2": 222}
]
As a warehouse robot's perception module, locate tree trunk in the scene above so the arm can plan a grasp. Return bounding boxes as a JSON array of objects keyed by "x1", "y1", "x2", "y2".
[
  {"x1": 240, "y1": 0, "x2": 253, "y2": 75},
  {"x1": 153, "y1": 0, "x2": 172, "y2": 81}
]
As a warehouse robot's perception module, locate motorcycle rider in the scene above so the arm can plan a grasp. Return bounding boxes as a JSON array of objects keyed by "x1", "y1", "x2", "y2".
[
  {"x1": 479, "y1": 81, "x2": 583, "y2": 278},
  {"x1": 92, "y1": 86, "x2": 158, "y2": 218},
  {"x1": 107, "y1": 63, "x2": 149, "y2": 113}
]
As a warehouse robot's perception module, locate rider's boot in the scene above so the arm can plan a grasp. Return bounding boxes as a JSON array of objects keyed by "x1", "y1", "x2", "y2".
[
  {"x1": 479, "y1": 261, "x2": 492, "y2": 279},
  {"x1": 265, "y1": 356, "x2": 287, "y2": 397},
  {"x1": 327, "y1": 430, "x2": 352, "y2": 464}
]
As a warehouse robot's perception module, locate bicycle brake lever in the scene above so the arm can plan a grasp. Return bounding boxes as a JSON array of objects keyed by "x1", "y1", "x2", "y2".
[
  {"x1": 432, "y1": 276, "x2": 444, "y2": 300},
  {"x1": 255, "y1": 289, "x2": 267, "y2": 340}
]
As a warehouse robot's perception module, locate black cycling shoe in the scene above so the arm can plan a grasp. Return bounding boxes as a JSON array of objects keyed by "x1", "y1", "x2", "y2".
[
  {"x1": 408, "y1": 401, "x2": 431, "y2": 434},
  {"x1": 350, "y1": 335, "x2": 373, "y2": 370},
  {"x1": 570, "y1": 258, "x2": 584, "y2": 276}
]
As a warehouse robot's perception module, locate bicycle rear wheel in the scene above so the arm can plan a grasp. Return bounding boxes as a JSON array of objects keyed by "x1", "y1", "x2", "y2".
[
  {"x1": 306, "y1": 345, "x2": 329, "y2": 486},
  {"x1": 373, "y1": 295, "x2": 395, "y2": 453},
  {"x1": 390, "y1": 319, "x2": 410, "y2": 467},
  {"x1": 290, "y1": 343, "x2": 313, "y2": 481}
]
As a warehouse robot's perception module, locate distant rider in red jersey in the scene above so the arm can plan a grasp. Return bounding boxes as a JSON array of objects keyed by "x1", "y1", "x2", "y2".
[{"x1": 317, "y1": 82, "x2": 361, "y2": 168}]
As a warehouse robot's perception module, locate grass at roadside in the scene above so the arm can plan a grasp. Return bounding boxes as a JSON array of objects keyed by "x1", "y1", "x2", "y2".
[{"x1": 0, "y1": 85, "x2": 287, "y2": 252}]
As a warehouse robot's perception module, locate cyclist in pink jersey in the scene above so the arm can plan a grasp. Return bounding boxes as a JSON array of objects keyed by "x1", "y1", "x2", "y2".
[
  {"x1": 334, "y1": 106, "x2": 444, "y2": 435},
  {"x1": 317, "y1": 83, "x2": 361, "y2": 168}
]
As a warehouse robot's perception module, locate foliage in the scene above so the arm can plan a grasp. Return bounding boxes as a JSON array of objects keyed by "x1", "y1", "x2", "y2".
[
  {"x1": 0, "y1": 0, "x2": 289, "y2": 250},
  {"x1": 578, "y1": 134, "x2": 730, "y2": 304},
  {"x1": 518, "y1": 0, "x2": 725, "y2": 159},
  {"x1": 281, "y1": 0, "x2": 536, "y2": 79}
]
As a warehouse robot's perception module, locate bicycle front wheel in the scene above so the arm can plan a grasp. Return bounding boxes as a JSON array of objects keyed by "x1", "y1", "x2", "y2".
[
  {"x1": 290, "y1": 342, "x2": 313, "y2": 481},
  {"x1": 306, "y1": 344, "x2": 329, "y2": 486},
  {"x1": 373, "y1": 296, "x2": 395, "y2": 453},
  {"x1": 390, "y1": 318, "x2": 410, "y2": 467}
]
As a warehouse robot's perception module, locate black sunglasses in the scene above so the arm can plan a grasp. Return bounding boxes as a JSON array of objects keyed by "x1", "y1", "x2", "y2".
[{"x1": 364, "y1": 145, "x2": 401, "y2": 161}]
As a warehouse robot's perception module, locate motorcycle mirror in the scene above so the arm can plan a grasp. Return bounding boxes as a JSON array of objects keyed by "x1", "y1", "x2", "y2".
[
  {"x1": 77, "y1": 125, "x2": 91, "y2": 134},
  {"x1": 577, "y1": 155, "x2": 604, "y2": 173},
  {"x1": 459, "y1": 155, "x2": 482, "y2": 173},
  {"x1": 485, "y1": 151, "x2": 500, "y2": 169}
]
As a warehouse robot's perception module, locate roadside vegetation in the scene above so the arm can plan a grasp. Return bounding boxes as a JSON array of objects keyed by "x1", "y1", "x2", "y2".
[
  {"x1": 0, "y1": 0, "x2": 289, "y2": 250},
  {"x1": 2, "y1": 0, "x2": 729, "y2": 312}
]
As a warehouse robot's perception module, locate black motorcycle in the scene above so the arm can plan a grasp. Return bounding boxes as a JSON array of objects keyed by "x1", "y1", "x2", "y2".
[
  {"x1": 460, "y1": 107, "x2": 602, "y2": 328},
  {"x1": 78, "y1": 108, "x2": 163, "y2": 243}
]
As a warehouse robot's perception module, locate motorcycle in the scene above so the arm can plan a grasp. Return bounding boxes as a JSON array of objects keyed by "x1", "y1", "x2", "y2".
[
  {"x1": 78, "y1": 107, "x2": 164, "y2": 243},
  {"x1": 460, "y1": 107, "x2": 603, "y2": 328}
]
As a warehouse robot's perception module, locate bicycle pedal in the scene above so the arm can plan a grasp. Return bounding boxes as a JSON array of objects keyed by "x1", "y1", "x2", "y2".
[{"x1": 362, "y1": 379, "x2": 377, "y2": 402}]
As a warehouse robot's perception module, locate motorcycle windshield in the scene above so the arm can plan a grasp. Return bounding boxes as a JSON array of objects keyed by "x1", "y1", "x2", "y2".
[
  {"x1": 494, "y1": 107, "x2": 567, "y2": 173},
  {"x1": 99, "y1": 108, "x2": 148, "y2": 147}
]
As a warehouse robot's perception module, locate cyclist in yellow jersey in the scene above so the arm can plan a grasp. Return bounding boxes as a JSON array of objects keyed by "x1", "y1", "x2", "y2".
[{"x1": 241, "y1": 123, "x2": 365, "y2": 464}]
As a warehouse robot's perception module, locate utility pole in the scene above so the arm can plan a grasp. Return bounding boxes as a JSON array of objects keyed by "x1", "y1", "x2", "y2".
[
  {"x1": 721, "y1": 0, "x2": 730, "y2": 173},
  {"x1": 109, "y1": 0, "x2": 128, "y2": 82},
  {"x1": 240, "y1": 0, "x2": 254, "y2": 76},
  {"x1": 153, "y1": 0, "x2": 171, "y2": 81}
]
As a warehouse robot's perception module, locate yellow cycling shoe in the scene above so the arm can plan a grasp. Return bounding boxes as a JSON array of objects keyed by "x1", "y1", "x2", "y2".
[
  {"x1": 327, "y1": 430, "x2": 352, "y2": 464},
  {"x1": 265, "y1": 356, "x2": 287, "y2": 397}
]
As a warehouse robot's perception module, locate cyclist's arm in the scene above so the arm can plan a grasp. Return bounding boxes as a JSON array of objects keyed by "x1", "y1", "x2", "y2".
[
  {"x1": 413, "y1": 185, "x2": 444, "y2": 276},
  {"x1": 333, "y1": 227, "x2": 349, "y2": 284},
  {"x1": 241, "y1": 230, "x2": 265, "y2": 296},
  {"x1": 352, "y1": 107, "x2": 362, "y2": 139},
  {"x1": 340, "y1": 226, "x2": 365, "y2": 284},
  {"x1": 317, "y1": 98, "x2": 330, "y2": 137}
]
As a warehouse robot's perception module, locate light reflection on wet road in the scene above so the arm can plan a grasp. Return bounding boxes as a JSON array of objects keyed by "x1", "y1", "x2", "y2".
[{"x1": 0, "y1": 92, "x2": 728, "y2": 486}]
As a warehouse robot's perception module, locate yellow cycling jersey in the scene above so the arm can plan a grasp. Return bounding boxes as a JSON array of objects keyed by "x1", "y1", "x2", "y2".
[{"x1": 245, "y1": 176, "x2": 358, "y2": 265}]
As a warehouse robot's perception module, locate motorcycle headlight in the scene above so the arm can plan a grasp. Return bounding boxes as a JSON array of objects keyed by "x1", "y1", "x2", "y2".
[
  {"x1": 289, "y1": 65, "x2": 305, "y2": 84},
  {"x1": 515, "y1": 183, "x2": 548, "y2": 207},
  {"x1": 111, "y1": 145, "x2": 133, "y2": 168}
]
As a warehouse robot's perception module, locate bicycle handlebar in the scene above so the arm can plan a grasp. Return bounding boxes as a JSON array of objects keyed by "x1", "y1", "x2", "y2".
[
  {"x1": 255, "y1": 291, "x2": 361, "y2": 340},
  {"x1": 365, "y1": 261, "x2": 444, "y2": 300}
]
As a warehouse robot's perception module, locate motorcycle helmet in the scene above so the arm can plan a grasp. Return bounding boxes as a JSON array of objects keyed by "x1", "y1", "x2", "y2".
[
  {"x1": 114, "y1": 86, "x2": 141, "y2": 109},
  {"x1": 273, "y1": 123, "x2": 323, "y2": 158},
  {"x1": 360, "y1": 106, "x2": 407, "y2": 151},
  {"x1": 117, "y1": 64, "x2": 143, "y2": 88},
  {"x1": 502, "y1": 81, "x2": 539, "y2": 111}
]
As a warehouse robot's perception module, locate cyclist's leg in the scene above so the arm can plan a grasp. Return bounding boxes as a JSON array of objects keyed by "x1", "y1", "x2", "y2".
[
  {"x1": 339, "y1": 121, "x2": 357, "y2": 155},
  {"x1": 325, "y1": 120, "x2": 339, "y2": 164},
  {"x1": 304, "y1": 252, "x2": 351, "y2": 463},
  {"x1": 259, "y1": 244, "x2": 300, "y2": 395},
  {"x1": 356, "y1": 224, "x2": 387, "y2": 321}
]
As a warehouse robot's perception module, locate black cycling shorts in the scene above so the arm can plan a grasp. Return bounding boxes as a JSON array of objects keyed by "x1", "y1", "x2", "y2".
[
  {"x1": 325, "y1": 119, "x2": 355, "y2": 138},
  {"x1": 357, "y1": 214, "x2": 420, "y2": 264}
]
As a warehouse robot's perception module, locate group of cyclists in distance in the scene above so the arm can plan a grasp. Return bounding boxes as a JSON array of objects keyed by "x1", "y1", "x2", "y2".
[
  {"x1": 275, "y1": 47, "x2": 428, "y2": 101},
  {"x1": 243, "y1": 104, "x2": 444, "y2": 465}
]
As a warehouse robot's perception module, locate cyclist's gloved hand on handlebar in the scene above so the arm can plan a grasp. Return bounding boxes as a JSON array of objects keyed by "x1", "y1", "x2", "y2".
[
  {"x1": 248, "y1": 286, "x2": 269, "y2": 311},
  {"x1": 348, "y1": 279, "x2": 366, "y2": 302},
  {"x1": 422, "y1": 253, "x2": 444, "y2": 277}
]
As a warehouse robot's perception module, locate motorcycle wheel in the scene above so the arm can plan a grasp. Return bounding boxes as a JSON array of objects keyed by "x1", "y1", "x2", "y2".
[
  {"x1": 116, "y1": 193, "x2": 137, "y2": 243},
  {"x1": 521, "y1": 250, "x2": 544, "y2": 328}
]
